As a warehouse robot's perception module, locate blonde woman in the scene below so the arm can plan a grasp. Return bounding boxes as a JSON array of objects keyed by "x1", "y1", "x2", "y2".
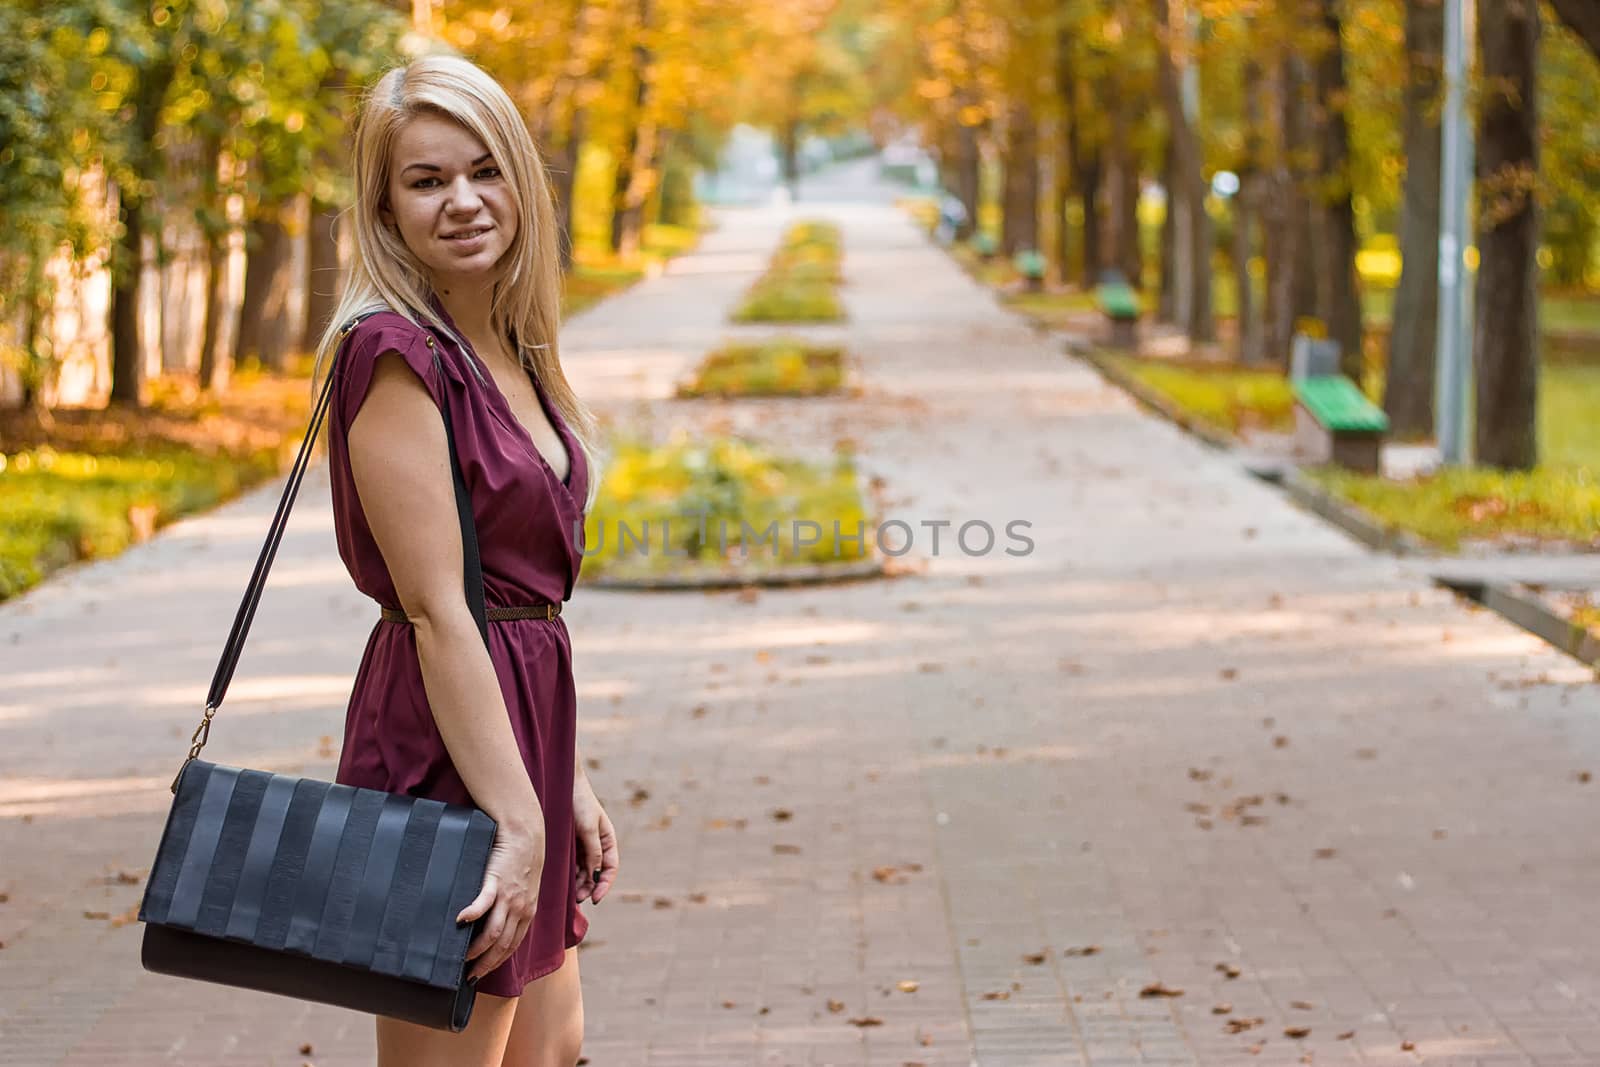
[{"x1": 312, "y1": 54, "x2": 616, "y2": 1066}]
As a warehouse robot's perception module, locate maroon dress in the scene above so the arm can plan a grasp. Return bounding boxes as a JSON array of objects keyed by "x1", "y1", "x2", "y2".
[{"x1": 325, "y1": 301, "x2": 589, "y2": 997}]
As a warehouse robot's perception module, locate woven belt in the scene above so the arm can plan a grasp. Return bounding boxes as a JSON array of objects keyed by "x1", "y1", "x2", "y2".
[{"x1": 379, "y1": 602, "x2": 561, "y2": 624}]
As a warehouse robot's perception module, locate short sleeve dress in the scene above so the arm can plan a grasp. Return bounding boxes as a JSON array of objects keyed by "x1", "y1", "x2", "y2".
[{"x1": 324, "y1": 300, "x2": 590, "y2": 996}]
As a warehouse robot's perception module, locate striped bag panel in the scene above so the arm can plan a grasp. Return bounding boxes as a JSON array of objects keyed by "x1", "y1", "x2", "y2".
[{"x1": 139, "y1": 761, "x2": 496, "y2": 990}]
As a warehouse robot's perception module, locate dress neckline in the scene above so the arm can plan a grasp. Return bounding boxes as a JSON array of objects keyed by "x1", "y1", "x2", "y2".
[{"x1": 426, "y1": 296, "x2": 576, "y2": 492}]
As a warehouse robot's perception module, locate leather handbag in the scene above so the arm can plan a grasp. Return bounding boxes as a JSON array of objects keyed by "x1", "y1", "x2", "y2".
[{"x1": 138, "y1": 310, "x2": 499, "y2": 1033}]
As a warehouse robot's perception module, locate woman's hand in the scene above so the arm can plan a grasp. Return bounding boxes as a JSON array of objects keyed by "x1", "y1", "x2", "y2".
[
  {"x1": 572, "y1": 772, "x2": 618, "y2": 905},
  {"x1": 458, "y1": 819, "x2": 546, "y2": 982}
]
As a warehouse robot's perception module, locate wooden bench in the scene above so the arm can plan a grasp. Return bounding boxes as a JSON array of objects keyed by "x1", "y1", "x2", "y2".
[
  {"x1": 1292, "y1": 375, "x2": 1389, "y2": 473},
  {"x1": 1096, "y1": 281, "x2": 1140, "y2": 348}
]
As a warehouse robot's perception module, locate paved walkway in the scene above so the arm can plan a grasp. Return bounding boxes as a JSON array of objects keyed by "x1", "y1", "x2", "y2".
[{"x1": 3, "y1": 163, "x2": 1599, "y2": 1066}]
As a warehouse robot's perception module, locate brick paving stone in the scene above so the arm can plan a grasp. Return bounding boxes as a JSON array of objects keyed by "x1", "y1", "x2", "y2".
[{"x1": 5, "y1": 160, "x2": 1600, "y2": 1065}]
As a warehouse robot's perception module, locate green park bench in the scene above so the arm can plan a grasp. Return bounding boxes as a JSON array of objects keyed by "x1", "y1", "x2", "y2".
[
  {"x1": 1096, "y1": 280, "x2": 1140, "y2": 348},
  {"x1": 1292, "y1": 374, "x2": 1389, "y2": 474}
]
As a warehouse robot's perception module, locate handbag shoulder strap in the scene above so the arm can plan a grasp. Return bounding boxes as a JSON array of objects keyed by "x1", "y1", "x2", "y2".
[{"x1": 172, "y1": 308, "x2": 489, "y2": 793}]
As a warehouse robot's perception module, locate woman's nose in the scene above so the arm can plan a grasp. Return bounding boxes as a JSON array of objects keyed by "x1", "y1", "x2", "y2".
[{"x1": 444, "y1": 175, "x2": 483, "y2": 213}]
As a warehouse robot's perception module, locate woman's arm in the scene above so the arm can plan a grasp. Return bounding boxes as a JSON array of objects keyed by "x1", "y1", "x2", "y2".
[{"x1": 347, "y1": 350, "x2": 543, "y2": 979}]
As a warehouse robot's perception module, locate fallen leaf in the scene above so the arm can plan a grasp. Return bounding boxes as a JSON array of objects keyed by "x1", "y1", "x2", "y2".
[
  {"x1": 772, "y1": 844, "x2": 801, "y2": 855},
  {"x1": 299, "y1": 1044, "x2": 314, "y2": 1056},
  {"x1": 691, "y1": 705, "x2": 708, "y2": 719},
  {"x1": 1063, "y1": 945, "x2": 1100, "y2": 957},
  {"x1": 628, "y1": 787, "x2": 650, "y2": 807},
  {"x1": 1290, "y1": 1000, "x2": 1315, "y2": 1010},
  {"x1": 896, "y1": 979, "x2": 919, "y2": 993},
  {"x1": 1273, "y1": 735, "x2": 1289, "y2": 748},
  {"x1": 652, "y1": 898, "x2": 673, "y2": 909},
  {"x1": 1226, "y1": 1016, "x2": 1266, "y2": 1034},
  {"x1": 1284, "y1": 1026, "x2": 1310, "y2": 1038},
  {"x1": 1212, "y1": 1003, "x2": 1232, "y2": 1014},
  {"x1": 1022, "y1": 950, "x2": 1048, "y2": 965},
  {"x1": 770, "y1": 808, "x2": 793, "y2": 822},
  {"x1": 721, "y1": 1000, "x2": 736, "y2": 1009},
  {"x1": 1401, "y1": 1040, "x2": 1415, "y2": 1050},
  {"x1": 1138, "y1": 982, "x2": 1183, "y2": 998},
  {"x1": 825, "y1": 998, "x2": 846, "y2": 1013},
  {"x1": 1220, "y1": 668, "x2": 1238, "y2": 681},
  {"x1": 1337, "y1": 1030, "x2": 1355, "y2": 1039},
  {"x1": 83, "y1": 910, "x2": 110, "y2": 920},
  {"x1": 1314, "y1": 848, "x2": 1337, "y2": 859},
  {"x1": 1188, "y1": 767, "x2": 1213, "y2": 782},
  {"x1": 1185, "y1": 802, "x2": 1211, "y2": 814},
  {"x1": 1216, "y1": 962, "x2": 1242, "y2": 979},
  {"x1": 735, "y1": 587, "x2": 760, "y2": 604},
  {"x1": 980, "y1": 990, "x2": 1010, "y2": 1001},
  {"x1": 847, "y1": 1016, "x2": 883, "y2": 1027}
]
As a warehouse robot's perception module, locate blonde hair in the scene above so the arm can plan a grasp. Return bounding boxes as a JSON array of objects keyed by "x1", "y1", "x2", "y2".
[{"x1": 314, "y1": 53, "x2": 599, "y2": 510}]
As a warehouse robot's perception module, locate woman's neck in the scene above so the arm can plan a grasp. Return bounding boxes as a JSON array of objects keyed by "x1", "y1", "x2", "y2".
[{"x1": 432, "y1": 279, "x2": 503, "y2": 359}]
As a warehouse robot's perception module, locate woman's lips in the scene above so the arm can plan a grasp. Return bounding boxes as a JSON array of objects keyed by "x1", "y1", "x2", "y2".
[{"x1": 441, "y1": 227, "x2": 492, "y2": 249}]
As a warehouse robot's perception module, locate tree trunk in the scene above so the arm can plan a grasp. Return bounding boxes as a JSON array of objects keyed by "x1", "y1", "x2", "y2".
[
  {"x1": 1311, "y1": 0, "x2": 1365, "y2": 381},
  {"x1": 1548, "y1": 0, "x2": 1600, "y2": 60},
  {"x1": 610, "y1": 0, "x2": 652, "y2": 255},
  {"x1": 109, "y1": 184, "x2": 146, "y2": 406},
  {"x1": 1385, "y1": 0, "x2": 1445, "y2": 435},
  {"x1": 1054, "y1": 120, "x2": 1073, "y2": 282},
  {"x1": 1158, "y1": 141, "x2": 1177, "y2": 323},
  {"x1": 955, "y1": 120, "x2": 980, "y2": 241},
  {"x1": 1266, "y1": 49, "x2": 1319, "y2": 363},
  {"x1": 236, "y1": 200, "x2": 297, "y2": 371},
  {"x1": 1474, "y1": 0, "x2": 1540, "y2": 470},
  {"x1": 1109, "y1": 95, "x2": 1141, "y2": 288},
  {"x1": 552, "y1": 104, "x2": 586, "y2": 274},
  {"x1": 1000, "y1": 101, "x2": 1039, "y2": 256},
  {"x1": 1234, "y1": 58, "x2": 1265, "y2": 365},
  {"x1": 197, "y1": 229, "x2": 231, "y2": 393},
  {"x1": 108, "y1": 60, "x2": 175, "y2": 407},
  {"x1": 1153, "y1": 0, "x2": 1214, "y2": 343}
]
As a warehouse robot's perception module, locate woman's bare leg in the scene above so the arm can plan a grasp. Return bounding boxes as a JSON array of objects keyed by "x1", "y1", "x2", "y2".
[
  {"x1": 501, "y1": 947, "x2": 584, "y2": 1067},
  {"x1": 376, "y1": 992, "x2": 519, "y2": 1067}
]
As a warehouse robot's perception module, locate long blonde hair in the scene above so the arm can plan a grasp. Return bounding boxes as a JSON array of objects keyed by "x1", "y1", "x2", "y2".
[{"x1": 313, "y1": 53, "x2": 599, "y2": 510}]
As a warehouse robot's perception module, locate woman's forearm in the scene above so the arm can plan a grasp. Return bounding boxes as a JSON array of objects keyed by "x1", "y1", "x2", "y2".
[{"x1": 411, "y1": 603, "x2": 542, "y2": 835}]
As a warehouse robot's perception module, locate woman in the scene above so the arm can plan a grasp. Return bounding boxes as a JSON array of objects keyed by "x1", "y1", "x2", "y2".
[{"x1": 311, "y1": 54, "x2": 617, "y2": 1066}]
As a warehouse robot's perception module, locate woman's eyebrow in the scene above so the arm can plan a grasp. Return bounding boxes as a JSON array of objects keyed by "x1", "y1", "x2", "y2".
[{"x1": 400, "y1": 153, "x2": 494, "y2": 175}]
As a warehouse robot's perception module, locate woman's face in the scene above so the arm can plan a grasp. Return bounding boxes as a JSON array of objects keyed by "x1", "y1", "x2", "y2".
[{"x1": 384, "y1": 113, "x2": 518, "y2": 288}]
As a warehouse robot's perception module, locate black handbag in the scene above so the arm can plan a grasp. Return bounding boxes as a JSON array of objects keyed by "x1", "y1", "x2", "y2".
[{"x1": 139, "y1": 310, "x2": 499, "y2": 1033}]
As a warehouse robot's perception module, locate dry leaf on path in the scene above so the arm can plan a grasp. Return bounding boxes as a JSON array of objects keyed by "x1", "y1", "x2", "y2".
[
  {"x1": 1284, "y1": 1026, "x2": 1311, "y2": 1038},
  {"x1": 1139, "y1": 982, "x2": 1183, "y2": 998}
]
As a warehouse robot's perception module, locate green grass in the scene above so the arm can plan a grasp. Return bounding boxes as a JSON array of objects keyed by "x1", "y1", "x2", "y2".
[
  {"x1": 1103, "y1": 355, "x2": 1297, "y2": 435},
  {"x1": 1304, "y1": 362, "x2": 1600, "y2": 549},
  {"x1": 0, "y1": 445, "x2": 279, "y2": 600},
  {"x1": 732, "y1": 221, "x2": 847, "y2": 323},
  {"x1": 1361, "y1": 286, "x2": 1600, "y2": 334},
  {"x1": 580, "y1": 435, "x2": 874, "y2": 582},
  {"x1": 678, "y1": 339, "x2": 846, "y2": 398},
  {"x1": 731, "y1": 280, "x2": 846, "y2": 323}
]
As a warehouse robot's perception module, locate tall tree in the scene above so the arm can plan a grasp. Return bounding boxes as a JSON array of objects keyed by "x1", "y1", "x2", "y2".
[
  {"x1": 1473, "y1": 0, "x2": 1540, "y2": 469},
  {"x1": 1384, "y1": 0, "x2": 1444, "y2": 435},
  {"x1": 1309, "y1": 0, "x2": 1364, "y2": 380},
  {"x1": 1152, "y1": 0, "x2": 1214, "y2": 343}
]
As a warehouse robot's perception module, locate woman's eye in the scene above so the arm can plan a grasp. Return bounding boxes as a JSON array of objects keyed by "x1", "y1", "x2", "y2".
[
  {"x1": 412, "y1": 177, "x2": 439, "y2": 189},
  {"x1": 476, "y1": 167, "x2": 501, "y2": 180}
]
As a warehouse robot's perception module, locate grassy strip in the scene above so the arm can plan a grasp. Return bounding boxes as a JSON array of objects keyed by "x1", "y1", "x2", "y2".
[
  {"x1": 1101, "y1": 354, "x2": 1296, "y2": 435},
  {"x1": 731, "y1": 221, "x2": 846, "y2": 324},
  {"x1": 0, "y1": 363, "x2": 312, "y2": 602},
  {"x1": 579, "y1": 434, "x2": 873, "y2": 583},
  {"x1": 677, "y1": 338, "x2": 846, "y2": 398},
  {"x1": 1304, "y1": 464, "x2": 1600, "y2": 551},
  {"x1": 1300, "y1": 363, "x2": 1600, "y2": 550}
]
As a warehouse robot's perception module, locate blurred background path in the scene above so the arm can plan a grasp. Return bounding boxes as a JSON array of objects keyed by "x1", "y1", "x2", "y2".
[{"x1": 2, "y1": 164, "x2": 1597, "y2": 1067}]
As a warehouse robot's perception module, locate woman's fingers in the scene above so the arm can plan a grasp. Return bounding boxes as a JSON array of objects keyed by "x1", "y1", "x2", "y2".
[
  {"x1": 471, "y1": 906, "x2": 532, "y2": 981},
  {"x1": 457, "y1": 872, "x2": 498, "y2": 926},
  {"x1": 592, "y1": 808, "x2": 619, "y2": 904},
  {"x1": 576, "y1": 821, "x2": 602, "y2": 903},
  {"x1": 464, "y1": 895, "x2": 509, "y2": 966}
]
